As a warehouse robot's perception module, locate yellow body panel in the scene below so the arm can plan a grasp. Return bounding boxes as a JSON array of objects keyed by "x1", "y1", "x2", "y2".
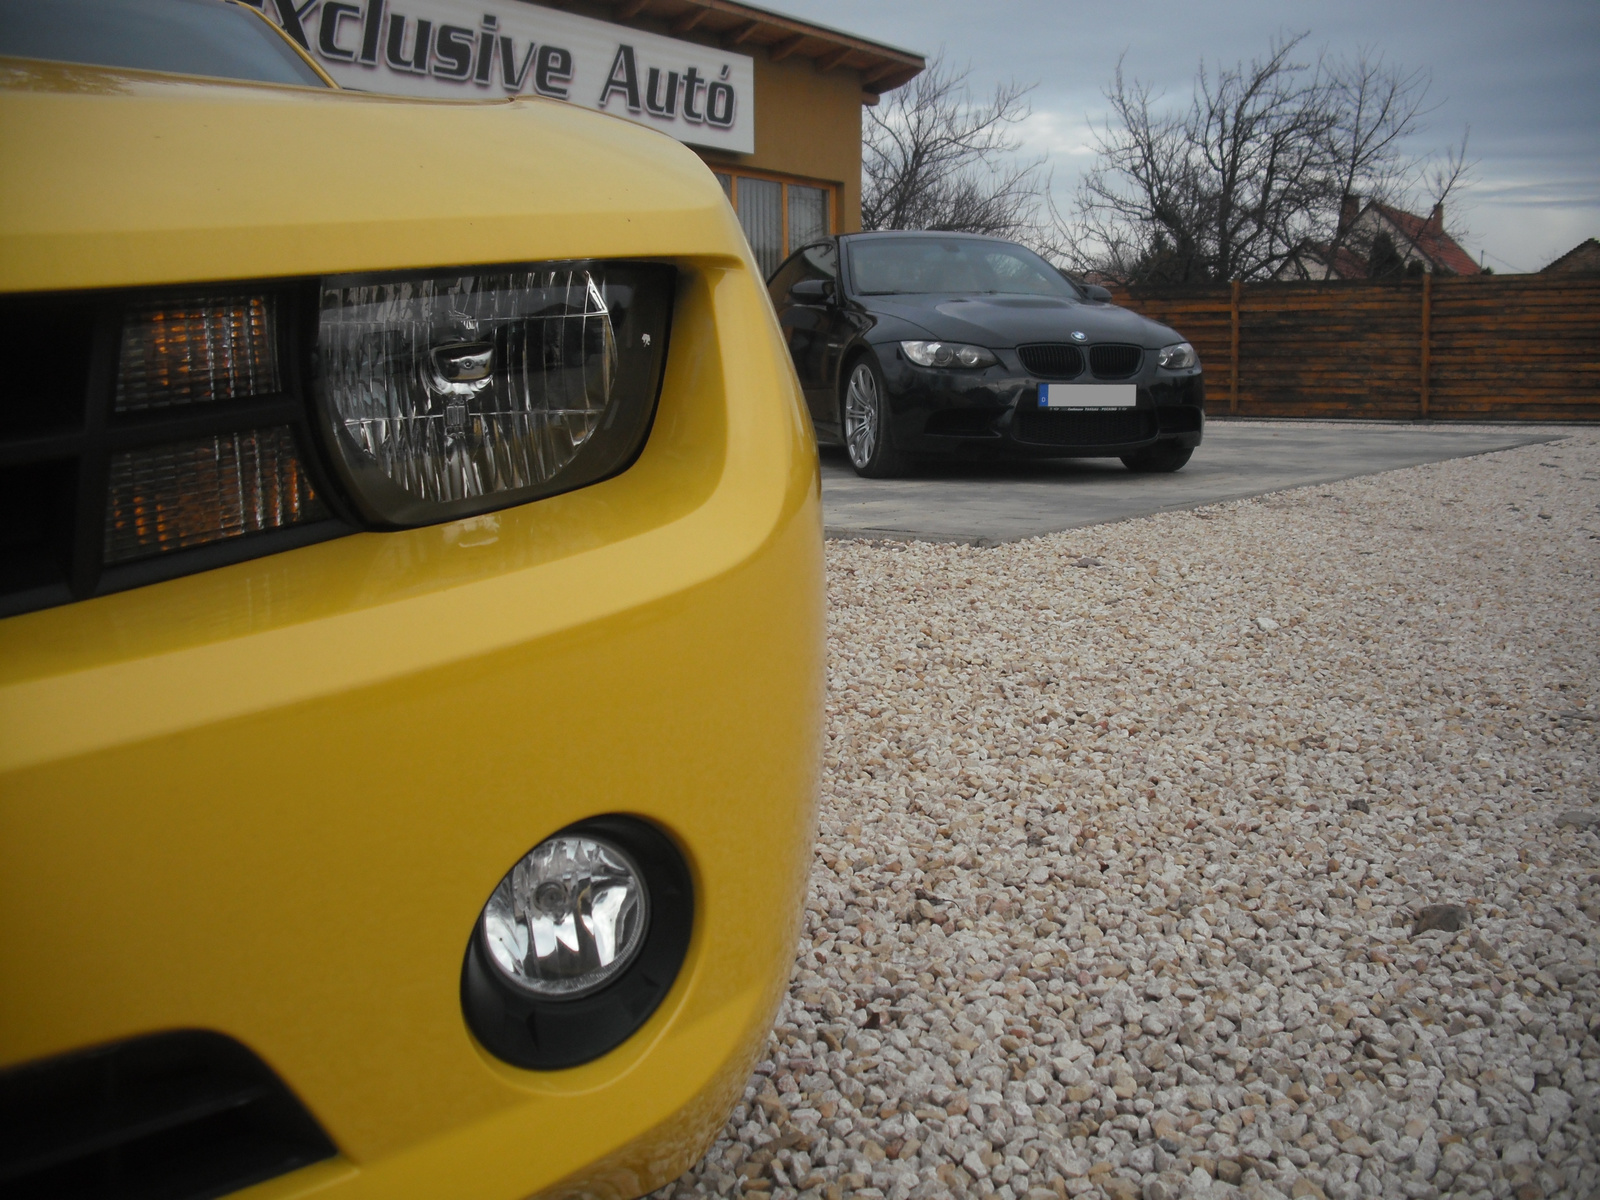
[{"x1": 0, "y1": 60, "x2": 823, "y2": 1198}]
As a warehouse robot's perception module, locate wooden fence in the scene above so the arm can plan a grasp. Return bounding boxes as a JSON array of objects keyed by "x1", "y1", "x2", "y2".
[{"x1": 1109, "y1": 274, "x2": 1600, "y2": 422}]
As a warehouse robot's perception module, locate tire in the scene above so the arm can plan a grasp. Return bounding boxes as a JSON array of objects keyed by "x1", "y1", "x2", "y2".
[
  {"x1": 840, "y1": 354, "x2": 908, "y2": 478},
  {"x1": 1121, "y1": 442, "x2": 1193, "y2": 473}
]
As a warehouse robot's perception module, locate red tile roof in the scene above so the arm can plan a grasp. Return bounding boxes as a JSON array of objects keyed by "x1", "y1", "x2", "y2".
[{"x1": 1370, "y1": 202, "x2": 1481, "y2": 276}]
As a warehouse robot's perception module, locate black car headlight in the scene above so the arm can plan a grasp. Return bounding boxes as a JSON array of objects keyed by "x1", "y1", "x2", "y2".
[
  {"x1": 314, "y1": 262, "x2": 674, "y2": 526},
  {"x1": 900, "y1": 340, "x2": 997, "y2": 369},
  {"x1": 1157, "y1": 341, "x2": 1198, "y2": 370}
]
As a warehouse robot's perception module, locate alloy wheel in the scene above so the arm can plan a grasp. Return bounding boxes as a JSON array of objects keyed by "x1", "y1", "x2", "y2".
[{"x1": 844, "y1": 362, "x2": 880, "y2": 468}]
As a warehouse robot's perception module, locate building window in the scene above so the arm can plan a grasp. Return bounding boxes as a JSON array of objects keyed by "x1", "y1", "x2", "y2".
[
  {"x1": 713, "y1": 171, "x2": 835, "y2": 280},
  {"x1": 737, "y1": 177, "x2": 783, "y2": 278},
  {"x1": 787, "y1": 185, "x2": 828, "y2": 250}
]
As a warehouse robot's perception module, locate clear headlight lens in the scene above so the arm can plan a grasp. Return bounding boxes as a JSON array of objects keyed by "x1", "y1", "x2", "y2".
[
  {"x1": 1157, "y1": 341, "x2": 1198, "y2": 370},
  {"x1": 481, "y1": 835, "x2": 650, "y2": 1000},
  {"x1": 315, "y1": 262, "x2": 673, "y2": 526},
  {"x1": 901, "y1": 340, "x2": 997, "y2": 369}
]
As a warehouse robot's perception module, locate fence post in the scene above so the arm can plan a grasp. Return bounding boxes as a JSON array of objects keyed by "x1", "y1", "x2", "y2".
[
  {"x1": 1230, "y1": 279, "x2": 1241, "y2": 415},
  {"x1": 1420, "y1": 272, "x2": 1433, "y2": 418}
]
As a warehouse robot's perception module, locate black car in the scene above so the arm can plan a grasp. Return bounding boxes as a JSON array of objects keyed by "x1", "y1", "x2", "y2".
[{"x1": 768, "y1": 231, "x2": 1204, "y2": 478}]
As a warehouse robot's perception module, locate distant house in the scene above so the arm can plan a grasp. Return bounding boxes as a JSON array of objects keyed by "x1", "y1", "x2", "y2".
[
  {"x1": 1277, "y1": 195, "x2": 1483, "y2": 281},
  {"x1": 1278, "y1": 240, "x2": 1371, "y2": 281},
  {"x1": 1540, "y1": 238, "x2": 1600, "y2": 275}
]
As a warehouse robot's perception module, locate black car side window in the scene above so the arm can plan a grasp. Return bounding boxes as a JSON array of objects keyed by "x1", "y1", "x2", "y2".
[
  {"x1": 799, "y1": 243, "x2": 838, "y2": 282},
  {"x1": 767, "y1": 241, "x2": 838, "y2": 306},
  {"x1": 768, "y1": 257, "x2": 807, "y2": 305}
]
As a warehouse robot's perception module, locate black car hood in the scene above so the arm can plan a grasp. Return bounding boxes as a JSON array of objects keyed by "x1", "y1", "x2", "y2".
[{"x1": 862, "y1": 293, "x2": 1179, "y2": 348}]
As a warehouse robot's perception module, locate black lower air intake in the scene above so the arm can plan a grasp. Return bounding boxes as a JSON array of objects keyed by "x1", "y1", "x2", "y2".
[{"x1": 0, "y1": 1030, "x2": 337, "y2": 1200}]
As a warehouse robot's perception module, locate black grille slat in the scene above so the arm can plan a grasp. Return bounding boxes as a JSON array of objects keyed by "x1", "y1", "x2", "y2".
[
  {"x1": 0, "y1": 1030, "x2": 336, "y2": 1200},
  {"x1": 1089, "y1": 344, "x2": 1143, "y2": 378},
  {"x1": 1015, "y1": 409, "x2": 1154, "y2": 446},
  {"x1": 1017, "y1": 343, "x2": 1084, "y2": 379}
]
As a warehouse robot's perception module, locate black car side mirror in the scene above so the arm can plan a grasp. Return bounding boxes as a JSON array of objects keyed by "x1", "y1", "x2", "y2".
[
  {"x1": 788, "y1": 278, "x2": 835, "y2": 304},
  {"x1": 1083, "y1": 284, "x2": 1113, "y2": 303}
]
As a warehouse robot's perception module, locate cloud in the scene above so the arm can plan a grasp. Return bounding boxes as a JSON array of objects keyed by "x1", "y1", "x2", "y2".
[
  {"x1": 1015, "y1": 110, "x2": 1097, "y2": 159},
  {"x1": 759, "y1": 0, "x2": 1599, "y2": 269}
]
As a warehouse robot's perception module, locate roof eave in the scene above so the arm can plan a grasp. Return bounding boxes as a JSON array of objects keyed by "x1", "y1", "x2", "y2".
[{"x1": 591, "y1": 0, "x2": 925, "y2": 96}]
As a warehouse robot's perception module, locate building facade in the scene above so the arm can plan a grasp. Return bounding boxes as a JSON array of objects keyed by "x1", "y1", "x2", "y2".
[{"x1": 249, "y1": 0, "x2": 924, "y2": 278}]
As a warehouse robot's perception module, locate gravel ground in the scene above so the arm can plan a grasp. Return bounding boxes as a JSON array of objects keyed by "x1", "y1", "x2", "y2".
[{"x1": 657, "y1": 431, "x2": 1600, "y2": 1200}]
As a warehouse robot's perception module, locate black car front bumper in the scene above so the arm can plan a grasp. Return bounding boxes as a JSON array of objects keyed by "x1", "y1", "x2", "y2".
[{"x1": 871, "y1": 344, "x2": 1205, "y2": 459}]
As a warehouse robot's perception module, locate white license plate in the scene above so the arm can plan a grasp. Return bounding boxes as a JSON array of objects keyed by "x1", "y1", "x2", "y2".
[{"x1": 1040, "y1": 383, "x2": 1137, "y2": 409}]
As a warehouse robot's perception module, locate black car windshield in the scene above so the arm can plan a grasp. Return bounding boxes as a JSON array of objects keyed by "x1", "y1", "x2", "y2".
[
  {"x1": 849, "y1": 237, "x2": 1080, "y2": 298},
  {"x1": 0, "y1": 0, "x2": 329, "y2": 88}
]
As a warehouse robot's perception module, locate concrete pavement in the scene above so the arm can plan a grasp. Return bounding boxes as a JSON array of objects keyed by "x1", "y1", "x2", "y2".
[{"x1": 822, "y1": 419, "x2": 1573, "y2": 543}]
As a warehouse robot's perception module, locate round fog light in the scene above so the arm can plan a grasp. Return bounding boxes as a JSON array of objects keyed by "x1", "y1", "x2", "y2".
[
  {"x1": 481, "y1": 836, "x2": 648, "y2": 998},
  {"x1": 461, "y1": 816, "x2": 693, "y2": 1070}
]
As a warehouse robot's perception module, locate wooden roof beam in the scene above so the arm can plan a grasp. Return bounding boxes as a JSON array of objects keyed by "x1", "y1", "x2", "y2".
[
  {"x1": 604, "y1": 0, "x2": 927, "y2": 90},
  {"x1": 672, "y1": 6, "x2": 709, "y2": 34},
  {"x1": 860, "y1": 61, "x2": 903, "y2": 87},
  {"x1": 817, "y1": 46, "x2": 854, "y2": 72},
  {"x1": 723, "y1": 19, "x2": 762, "y2": 47},
  {"x1": 769, "y1": 33, "x2": 808, "y2": 62}
]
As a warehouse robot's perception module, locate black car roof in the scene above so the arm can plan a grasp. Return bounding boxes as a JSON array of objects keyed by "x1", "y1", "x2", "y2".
[{"x1": 838, "y1": 230, "x2": 1022, "y2": 243}]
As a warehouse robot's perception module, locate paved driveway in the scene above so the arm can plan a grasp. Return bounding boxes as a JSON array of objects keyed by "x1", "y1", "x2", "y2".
[{"x1": 822, "y1": 419, "x2": 1571, "y2": 542}]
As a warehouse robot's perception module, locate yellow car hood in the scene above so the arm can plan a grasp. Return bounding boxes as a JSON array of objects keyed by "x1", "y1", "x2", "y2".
[{"x1": 0, "y1": 57, "x2": 747, "y2": 293}]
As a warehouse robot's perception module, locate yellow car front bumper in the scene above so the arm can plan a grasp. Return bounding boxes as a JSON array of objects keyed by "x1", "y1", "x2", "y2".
[{"x1": 0, "y1": 61, "x2": 823, "y2": 1200}]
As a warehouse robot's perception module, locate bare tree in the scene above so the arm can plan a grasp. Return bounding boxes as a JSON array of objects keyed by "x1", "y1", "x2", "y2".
[
  {"x1": 1424, "y1": 128, "x2": 1476, "y2": 219},
  {"x1": 1044, "y1": 70, "x2": 1202, "y2": 280},
  {"x1": 1321, "y1": 57, "x2": 1477, "y2": 259},
  {"x1": 1320, "y1": 51, "x2": 1435, "y2": 259},
  {"x1": 1067, "y1": 35, "x2": 1335, "y2": 283},
  {"x1": 863, "y1": 55, "x2": 1047, "y2": 239},
  {"x1": 1061, "y1": 35, "x2": 1474, "y2": 283}
]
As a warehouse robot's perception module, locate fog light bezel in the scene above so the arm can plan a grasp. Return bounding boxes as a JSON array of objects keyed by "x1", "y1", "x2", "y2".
[{"x1": 461, "y1": 815, "x2": 693, "y2": 1070}]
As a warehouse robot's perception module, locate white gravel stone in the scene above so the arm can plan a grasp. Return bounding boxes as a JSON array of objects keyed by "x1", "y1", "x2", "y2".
[{"x1": 655, "y1": 432, "x2": 1600, "y2": 1200}]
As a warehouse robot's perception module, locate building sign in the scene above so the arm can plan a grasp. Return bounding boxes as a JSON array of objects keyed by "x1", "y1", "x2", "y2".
[{"x1": 251, "y1": 0, "x2": 755, "y2": 154}]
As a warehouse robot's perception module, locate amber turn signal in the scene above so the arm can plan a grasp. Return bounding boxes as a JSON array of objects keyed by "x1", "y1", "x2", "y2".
[
  {"x1": 115, "y1": 294, "x2": 279, "y2": 412},
  {"x1": 102, "y1": 426, "x2": 326, "y2": 564}
]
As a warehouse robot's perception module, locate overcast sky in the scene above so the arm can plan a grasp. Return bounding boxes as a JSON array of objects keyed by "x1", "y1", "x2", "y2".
[{"x1": 758, "y1": 0, "x2": 1599, "y2": 272}]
